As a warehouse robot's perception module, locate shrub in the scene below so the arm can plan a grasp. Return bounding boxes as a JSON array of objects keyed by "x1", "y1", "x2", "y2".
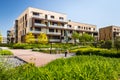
[
  {"x1": 0, "y1": 50, "x2": 13, "y2": 55},
  {"x1": 76, "y1": 48, "x2": 120, "y2": 58}
]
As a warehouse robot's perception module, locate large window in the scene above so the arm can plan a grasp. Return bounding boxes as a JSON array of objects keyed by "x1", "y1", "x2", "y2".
[
  {"x1": 59, "y1": 17, "x2": 64, "y2": 20},
  {"x1": 51, "y1": 15, "x2": 54, "y2": 19},
  {"x1": 35, "y1": 19, "x2": 41, "y2": 23},
  {"x1": 33, "y1": 12, "x2": 39, "y2": 16}
]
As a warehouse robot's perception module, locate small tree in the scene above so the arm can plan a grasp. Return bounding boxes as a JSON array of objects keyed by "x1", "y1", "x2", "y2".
[
  {"x1": 38, "y1": 32, "x2": 48, "y2": 44},
  {"x1": 0, "y1": 32, "x2": 2, "y2": 43},
  {"x1": 114, "y1": 37, "x2": 120, "y2": 51},
  {"x1": 79, "y1": 33, "x2": 94, "y2": 45},
  {"x1": 25, "y1": 32, "x2": 35, "y2": 43},
  {"x1": 72, "y1": 32, "x2": 80, "y2": 45},
  {"x1": 104, "y1": 40, "x2": 112, "y2": 49}
]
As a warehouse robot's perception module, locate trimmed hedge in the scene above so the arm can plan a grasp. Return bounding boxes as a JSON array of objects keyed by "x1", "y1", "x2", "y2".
[{"x1": 76, "y1": 48, "x2": 120, "y2": 58}]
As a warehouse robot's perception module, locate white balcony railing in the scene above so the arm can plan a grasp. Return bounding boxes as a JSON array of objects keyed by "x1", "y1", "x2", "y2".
[
  {"x1": 47, "y1": 32, "x2": 61, "y2": 35},
  {"x1": 34, "y1": 23, "x2": 46, "y2": 27},
  {"x1": 49, "y1": 39, "x2": 60, "y2": 42},
  {"x1": 30, "y1": 31, "x2": 42, "y2": 34},
  {"x1": 49, "y1": 25, "x2": 64, "y2": 28},
  {"x1": 32, "y1": 15, "x2": 45, "y2": 19}
]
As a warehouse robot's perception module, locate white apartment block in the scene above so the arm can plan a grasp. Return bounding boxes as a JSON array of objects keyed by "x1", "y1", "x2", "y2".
[{"x1": 9, "y1": 7, "x2": 98, "y2": 43}]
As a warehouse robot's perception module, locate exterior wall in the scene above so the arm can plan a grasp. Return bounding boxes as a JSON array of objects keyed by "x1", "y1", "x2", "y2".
[{"x1": 99, "y1": 26, "x2": 120, "y2": 41}]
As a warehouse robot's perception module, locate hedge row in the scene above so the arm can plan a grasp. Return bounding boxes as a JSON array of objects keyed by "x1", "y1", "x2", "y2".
[{"x1": 76, "y1": 48, "x2": 120, "y2": 58}]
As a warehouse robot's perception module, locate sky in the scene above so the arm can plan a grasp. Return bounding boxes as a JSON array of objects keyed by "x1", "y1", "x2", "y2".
[{"x1": 0, "y1": 0, "x2": 120, "y2": 37}]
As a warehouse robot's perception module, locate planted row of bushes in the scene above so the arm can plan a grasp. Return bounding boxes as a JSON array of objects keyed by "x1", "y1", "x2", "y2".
[
  {"x1": 0, "y1": 56, "x2": 120, "y2": 80},
  {"x1": 76, "y1": 48, "x2": 120, "y2": 58}
]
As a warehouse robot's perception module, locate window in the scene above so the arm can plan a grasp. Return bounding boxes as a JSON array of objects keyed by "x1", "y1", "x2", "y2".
[
  {"x1": 68, "y1": 25, "x2": 71, "y2": 28},
  {"x1": 53, "y1": 22, "x2": 57, "y2": 26},
  {"x1": 25, "y1": 14, "x2": 27, "y2": 20},
  {"x1": 35, "y1": 19, "x2": 41, "y2": 23},
  {"x1": 51, "y1": 15, "x2": 54, "y2": 19},
  {"x1": 56, "y1": 29, "x2": 58, "y2": 32},
  {"x1": 93, "y1": 28, "x2": 95, "y2": 31},
  {"x1": 84, "y1": 27, "x2": 85, "y2": 29},
  {"x1": 30, "y1": 27, "x2": 33, "y2": 31},
  {"x1": 59, "y1": 17, "x2": 64, "y2": 20},
  {"x1": 25, "y1": 21, "x2": 27, "y2": 27},
  {"x1": 49, "y1": 29, "x2": 54, "y2": 32},
  {"x1": 61, "y1": 23, "x2": 64, "y2": 26},
  {"x1": 33, "y1": 12, "x2": 39, "y2": 16},
  {"x1": 78, "y1": 26, "x2": 80, "y2": 28},
  {"x1": 35, "y1": 28, "x2": 41, "y2": 31},
  {"x1": 89, "y1": 28, "x2": 91, "y2": 30},
  {"x1": 45, "y1": 15, "x2": 47, "y2": 19},
  {"x1": 70, "y1": 30, "x2": 73, "y2": 34}
]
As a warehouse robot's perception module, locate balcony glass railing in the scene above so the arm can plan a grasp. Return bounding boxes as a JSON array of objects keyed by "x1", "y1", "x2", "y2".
[
  {"x1": 49, "y1": 25, "x2": 64, "y2": 28},
  {"x1": 30, "y1": 31, "x2": 41, "y2": 34},
  {"x1": 34, "y1": 23, "x2": 46, "y2": 27},
  {"x1": 49, "y1": 39, "x2": 60, "y2": 42},
  {"x1": 47, "y1": 32, "x2": 61, "y2": 35},
  {"x1": 32, "y1": 15, "x2": 45, "y2": 19}
]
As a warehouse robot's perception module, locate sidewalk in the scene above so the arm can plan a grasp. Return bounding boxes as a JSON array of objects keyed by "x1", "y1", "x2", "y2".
[{"x1": 9, "y1": 49, "x2": 75, "y2": 67}]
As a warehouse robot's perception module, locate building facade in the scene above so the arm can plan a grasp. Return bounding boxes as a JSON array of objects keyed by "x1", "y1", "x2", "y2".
[
  {"x1": 7, "y1": 27, "x2": 15, "y2": 43},
  {"x1": 9, "y1": 7, "x2": 97, "y2": 43},
  {"x1": 99, "y1": 25, "x2": 120, "y2": 41}
]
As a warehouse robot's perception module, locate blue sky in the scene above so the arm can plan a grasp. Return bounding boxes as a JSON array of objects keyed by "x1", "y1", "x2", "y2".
[{"x1": 0, "y1": 0, "x2": 120, "y2": 37}]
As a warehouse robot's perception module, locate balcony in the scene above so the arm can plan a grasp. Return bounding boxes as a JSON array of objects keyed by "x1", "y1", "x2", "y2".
[
  {"x1": 30, "y1": 31, "x2": 42, "y2": 34},
  {"x1": 65, "y1": 27, "x2": 75, "y2": 29},
  {"x1": 48, "y1": 18, "x2": 67, "y2": 23},
  {"x1": 49, "y1": 39, "x2": 60, "y2": 42},
  {"x1": 47, "y1": 32, "x2": 61, "y2": 35},
  {"x1": 32, "y1": 15, "x2": 45, "y2": 19},
  {"x1": 34, "y1": 23, "x2": 46, "y2": 27},
  {"x1": 49, "y1": 25, "x2": 64, "y2": 29}
]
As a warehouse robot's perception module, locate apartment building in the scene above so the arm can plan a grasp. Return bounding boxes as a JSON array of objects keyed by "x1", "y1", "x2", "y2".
[
  {"x1": 2, "y1": 37, "x2": 7, "y2": 43},
  {"x1": 99, "y1": 25, "x2": 120, "y2": 41},
  {"x1": 7, "y1": 27, "x2": 15, "y2": 43},
  {"x1": 10, "y1": 7, "x2": 97, "y2": 43}
]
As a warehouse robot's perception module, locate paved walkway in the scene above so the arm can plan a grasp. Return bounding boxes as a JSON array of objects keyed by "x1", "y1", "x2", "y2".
[{"x1": 9, "y1": 49, "x2": 75, "y2": 67}]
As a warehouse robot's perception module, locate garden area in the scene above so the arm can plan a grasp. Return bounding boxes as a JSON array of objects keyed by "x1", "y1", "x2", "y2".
[
  {"x1": 0, "y1": 55, "x2": 120, "y2": 80},
  {"x1": 0, "y1": 33, "x2": 120, "y2": 79}
]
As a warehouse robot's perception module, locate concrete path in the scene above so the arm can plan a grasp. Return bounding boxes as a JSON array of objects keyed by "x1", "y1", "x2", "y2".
[{"x1": 9, "y1": 49, "x2": 75, "y2": 67}]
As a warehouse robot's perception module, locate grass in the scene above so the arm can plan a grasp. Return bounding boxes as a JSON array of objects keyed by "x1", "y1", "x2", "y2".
[
  {"x1": 0, "y1": 50, "x2": 13, "y2": 55},
  {"x1": 0, "y1": 55, "x2": 120, "y2": 80}
]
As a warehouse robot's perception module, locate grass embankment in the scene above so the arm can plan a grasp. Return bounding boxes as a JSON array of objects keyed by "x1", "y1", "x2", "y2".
[
  {"x1": 0, "y1": 50, "x2": 13, "y2": 55},
  {"x1": 0, "y1": 55, "x2": 120, "y2": 80}
]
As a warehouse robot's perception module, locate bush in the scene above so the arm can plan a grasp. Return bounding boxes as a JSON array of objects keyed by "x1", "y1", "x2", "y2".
[
  {"x1": 76, "y1": 48, "x2": 120, "y2": 58},
  {"x1": 0, "y1": 50, "x2": 13, "y2": 55},
  {"x1": 12, "y1": 43, "x2": 27, "y2": 49}
]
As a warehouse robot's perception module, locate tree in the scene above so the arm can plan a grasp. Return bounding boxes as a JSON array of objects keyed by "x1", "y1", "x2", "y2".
[
  {"x1": 38, "y1": 32, "x2": 48, "y2": 44},
  {"x1": 114, "y1": 37, "x2": 120, "y2": 51},
  {"x1": 25, "y1": 32, "x2": 35, "y2": 43},
  {"x1": 104, "y1": 40, "x2": 112, "y2": 49},
  {"x1": 0, "y1": 33, "x2": 2, "y2": 43},
  {"x1": 71, "y1": 32, "x2": 80, "y2": 44},
  {"x1": 79, "y1": 33, "x2": 94, "y2": 45}
]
